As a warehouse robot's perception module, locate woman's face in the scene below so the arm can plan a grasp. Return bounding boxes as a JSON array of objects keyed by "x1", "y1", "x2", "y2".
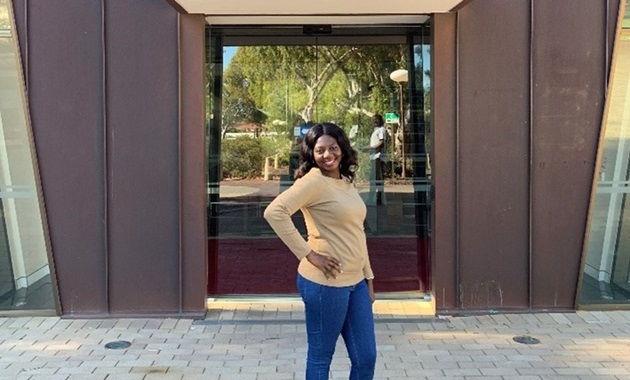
[{"x1": 313, "y1": 134, "x2": 342, "y2": 179}]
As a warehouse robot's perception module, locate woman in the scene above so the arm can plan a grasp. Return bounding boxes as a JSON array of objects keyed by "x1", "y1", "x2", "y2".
[{"x1": 264, "y1": 123, "x2": 377, "y2": 379}]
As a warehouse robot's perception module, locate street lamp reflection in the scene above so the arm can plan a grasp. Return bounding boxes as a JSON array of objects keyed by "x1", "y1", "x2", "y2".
[{"x1": 389, "y1": 69, "x2": 408, "y2": 178}]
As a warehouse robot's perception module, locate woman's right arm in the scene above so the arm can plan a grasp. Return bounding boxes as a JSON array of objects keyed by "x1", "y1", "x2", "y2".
[
  {"x1": 263, "y1": 175, "x2": 318, "y2": 261},
  {"x1": 264, "y1": 175, "x2": 343, "y2": 279}
]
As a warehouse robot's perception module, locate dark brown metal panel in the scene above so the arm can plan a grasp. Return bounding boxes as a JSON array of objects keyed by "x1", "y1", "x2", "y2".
[
  {"x1": 105, "y1": 0, "x2": 180, "y2": 314},
  {"x1": 23, "y1": 0, "x2": 107, "y2": 314},
  {"x1": 531, "y1": 0, "x2": 607, "y2": 309},
  {"x1": 179, "y1": 14, "x2": 207, "y2": 315},
  {"x1": 457, "y1": 0, "x2": 530, "y2": 310},
  {"x1": 432, "y1": 13, "x2": 458, "y2": 311}
]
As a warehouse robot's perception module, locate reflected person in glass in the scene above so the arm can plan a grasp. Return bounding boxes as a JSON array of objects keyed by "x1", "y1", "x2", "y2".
[
  {"x1": 368, "y1": 114, "x2": 387, "y2": 205},
  {"x1": 264, "y1": 123, "x2": 377, "y2": 380}
]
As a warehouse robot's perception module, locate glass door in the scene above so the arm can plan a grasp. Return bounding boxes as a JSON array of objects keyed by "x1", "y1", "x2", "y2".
[{"x1": 206, "y1": 26, "x2": 432, "y2": 296}]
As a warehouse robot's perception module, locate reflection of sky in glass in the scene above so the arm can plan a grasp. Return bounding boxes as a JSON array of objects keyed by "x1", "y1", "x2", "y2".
[
  {"x1": 423, "y1": 44, "x2": 430, "y2": 91},
  {"x1": 223, "y1": 46, "x2": 237, "y2": 67},
  {"x1": 414, "y1": 39, "x2": 431, "y2": 92}
]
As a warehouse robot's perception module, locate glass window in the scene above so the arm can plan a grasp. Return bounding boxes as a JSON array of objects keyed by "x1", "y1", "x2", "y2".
[
  {"x1": 579, "y1": 2, "x2": 630, "y2": 306},
  {"x1": 0, "y1": 0, "x2": 56, "y2": 312},
  {"x1": 206, "y1": 28, "x2": 432, "y2": 296}
]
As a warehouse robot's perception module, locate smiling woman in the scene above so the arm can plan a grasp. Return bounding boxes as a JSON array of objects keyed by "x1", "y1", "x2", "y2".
[
  {"x1": 263, "y1": 122, "x2": 376, "y2": 379},
  {"x1": 313, "y1": 135, "x2": 342, "y2": 179}
]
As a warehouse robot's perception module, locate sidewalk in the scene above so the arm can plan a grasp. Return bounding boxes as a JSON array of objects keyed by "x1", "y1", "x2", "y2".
[{"x1": 1, "y1": 301, "x2": 630, "y2": 379}]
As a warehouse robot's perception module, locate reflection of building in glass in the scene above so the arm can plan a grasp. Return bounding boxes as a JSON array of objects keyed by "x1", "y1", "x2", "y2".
[
  {"x1": 580, "y1": 2, "x2": 630, "y2": 305},
  {"x1": 0, "y1": 0, "x2": 56, "y2": 312}
]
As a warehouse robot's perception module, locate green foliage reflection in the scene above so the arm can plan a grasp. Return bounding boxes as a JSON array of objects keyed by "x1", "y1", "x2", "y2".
[{"x1": 219, "y1": 44, "x2": 407, "y2": 180}]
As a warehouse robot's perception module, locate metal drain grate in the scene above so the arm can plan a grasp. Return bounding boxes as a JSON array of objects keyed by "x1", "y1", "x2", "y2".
[
  {"x1": 512, "y1": 335, "x2": 541, "y2": 345},
  {"x1": 104, "y1": 340, "x2": 132, "y2": 349}
]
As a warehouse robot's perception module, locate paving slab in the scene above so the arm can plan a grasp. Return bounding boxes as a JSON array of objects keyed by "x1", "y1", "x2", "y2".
[{"x1": 0, "y1": 305, "x2": 629, "y2": 379}]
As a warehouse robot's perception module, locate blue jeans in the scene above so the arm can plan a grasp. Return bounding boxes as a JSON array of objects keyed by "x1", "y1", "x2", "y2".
[{"x1": 297, "y1": 274, "x2": 377, "y2": 380}]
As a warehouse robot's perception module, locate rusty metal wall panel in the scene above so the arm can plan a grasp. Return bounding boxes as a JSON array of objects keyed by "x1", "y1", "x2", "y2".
[
  {"x1": 179, "y1": 14, "x2": 207, "y2": 314},
  {"x1": 531, "y1": 0, "x2": 607, "y2": 309},
  {"x1": 105, "y1": 0, "x2": 180, "y2": 313},
  {"x1": 432, "y1": 13, "x2": 458, "y2": 311},
  {"x1": 15, "y1": 0, "x2": 107, "y2": 314},
  {"x1": 13, "y1": 0, "x2": 207, "y2": 316},
  {"x1": 457, "y1": 0, "x2": 530, "y2": 309}
]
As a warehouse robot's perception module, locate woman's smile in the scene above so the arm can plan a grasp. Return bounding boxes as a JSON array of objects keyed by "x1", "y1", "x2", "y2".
[{"x1": 313, "y1": 135, "x2": 342, "y2": 179}]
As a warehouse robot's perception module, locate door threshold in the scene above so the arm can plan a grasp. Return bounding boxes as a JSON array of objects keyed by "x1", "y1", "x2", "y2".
[
  {"x1": 207, "y1": 292, "x2": 436, "y2": 318},
  {"x1": 207, "y1": 294, "x2": 302, "y2": 304},
  {"x1": 207, "y1": 292, "x2": 433, "y2": 304},
  {"x1": 377, "y1": 291, "x2": 432, "y2": 301},
  {"x1": 208, "y1": 292, "x2": 431, "y2": 303}
]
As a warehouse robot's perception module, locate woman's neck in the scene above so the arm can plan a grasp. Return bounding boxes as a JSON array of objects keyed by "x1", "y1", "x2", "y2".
[{"x1": 320, "y1": 169, "x2": 341, "y2": 179}]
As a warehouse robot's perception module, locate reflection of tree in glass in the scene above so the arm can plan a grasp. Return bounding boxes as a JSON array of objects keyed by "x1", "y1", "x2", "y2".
[
  {"x1": 218, "y1": 45, "x2": 408, "y2": 181},
  {"x1": 221, "y1": 45, "x2": 405, "y2": 133}
]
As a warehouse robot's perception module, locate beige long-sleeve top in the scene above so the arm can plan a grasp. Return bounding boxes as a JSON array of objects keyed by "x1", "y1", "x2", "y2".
[{"x1": 264, "y1": 168, "x2": 374, "y2": 287}]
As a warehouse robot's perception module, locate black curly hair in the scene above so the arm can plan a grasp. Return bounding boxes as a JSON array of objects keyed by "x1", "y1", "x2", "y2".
[{"x1": 294, "y1": 122, "x2": 358, "y2": 182}]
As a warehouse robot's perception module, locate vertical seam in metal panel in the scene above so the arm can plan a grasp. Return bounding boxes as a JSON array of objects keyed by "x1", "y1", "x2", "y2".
[
  {"x1": 102, "y1": 0, "x2": 110, "y2": 313},
  {"x1": 177, "y1": 13, "x2": 184, "y2": 314},
  {"x1": 528, "y1": 0, "x2": 535, "y2": 310},
  {"x1": 455, "y1": 11, "x2": 461, "y2": 310}
]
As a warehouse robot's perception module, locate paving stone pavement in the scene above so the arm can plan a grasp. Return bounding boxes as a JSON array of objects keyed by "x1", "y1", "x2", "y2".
[{"x1": 1, "y1": 301, "x2": 630, "y2": 379}]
